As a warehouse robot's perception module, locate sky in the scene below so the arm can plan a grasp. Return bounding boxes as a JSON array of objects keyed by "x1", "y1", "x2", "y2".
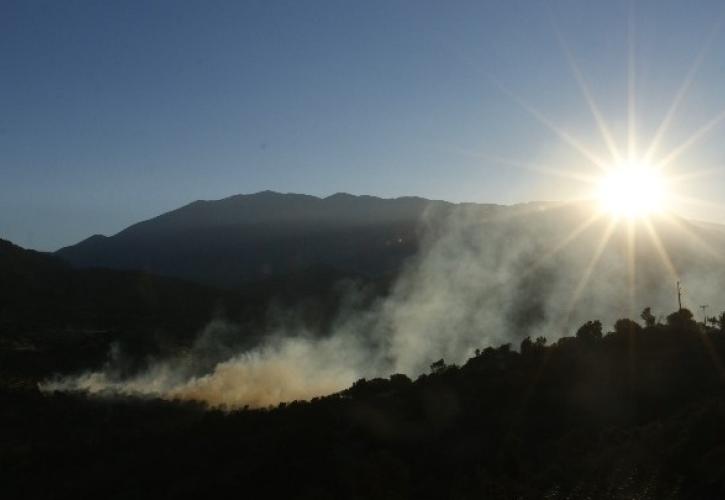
[{"x1": 3, "y1": 0, "x2": 725, "y2": 251}]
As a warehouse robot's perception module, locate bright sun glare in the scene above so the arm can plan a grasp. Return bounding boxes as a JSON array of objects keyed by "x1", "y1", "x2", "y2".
[
  {"x1": 479, "y1": 8, "x2": 725, "y2": 323},
  {"x1": 597, "y1": 162, "x2": 668, "y2": 218}
]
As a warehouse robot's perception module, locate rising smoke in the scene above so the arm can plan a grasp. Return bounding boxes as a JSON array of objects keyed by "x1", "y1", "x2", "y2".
[{"x1": 41, "y1": 202, "x2": 725, "y2": 408}]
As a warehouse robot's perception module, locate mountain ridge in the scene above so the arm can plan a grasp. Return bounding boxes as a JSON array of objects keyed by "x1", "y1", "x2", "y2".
[
  {"x1": 55, "y1": 191, "x2": 466, "y2": 288},
  {"x1": 53, "y1": 191, "x2": 725, "y2": 295}
]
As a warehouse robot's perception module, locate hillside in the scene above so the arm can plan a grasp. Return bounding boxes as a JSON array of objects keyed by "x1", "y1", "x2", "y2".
[
  {"x1": 1, "y1": 238, "x2": 377, "y2": 385},
  {"x1": 56, "y1": 191, "x2": 457, "y2": 288},
  {"x1": 4, "y1": 310, "x2": 725, "y2": 499}
]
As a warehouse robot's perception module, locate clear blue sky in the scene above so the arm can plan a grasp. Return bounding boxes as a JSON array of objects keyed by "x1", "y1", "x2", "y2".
[{"x1": 3, "y1": 0, "x2": 725, "y2": 250}]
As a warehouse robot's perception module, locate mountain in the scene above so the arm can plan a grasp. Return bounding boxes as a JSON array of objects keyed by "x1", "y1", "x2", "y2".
[
  {"x1": 53, "y1": 192, "x2": 725, "y2": 341},
  {"x1": 0, "y1": 238, "x2": 234, "y2": 334},
  {"x1": 56, "y1": 191, "x2": 458, "y2": 289}
]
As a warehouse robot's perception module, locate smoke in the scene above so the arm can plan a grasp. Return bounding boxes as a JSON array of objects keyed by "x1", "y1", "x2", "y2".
[
  {"x1": 43, "y1": 333, "x2": 363, "y2": 408},
  {"x1": 41, "y1": 202, "x2": 725, "y2": 408}
]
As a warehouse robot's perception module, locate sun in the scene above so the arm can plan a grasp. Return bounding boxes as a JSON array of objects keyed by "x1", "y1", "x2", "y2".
[
  {"x1": 477, "y1": 13, "x2": 725, "y2": 323},
  {"x1": 596, "y1": 161, "x2": 668, "y2": 218}
]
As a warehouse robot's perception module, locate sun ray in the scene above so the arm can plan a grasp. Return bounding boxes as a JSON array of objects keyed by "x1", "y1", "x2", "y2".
[
  {"x1": 443, "y1": 148, "x2": 580, "y2": 179},
  {"x1": 563, "y1": 218, "x2": 618, "y2": 318},
  {"x1": 643, "y1": 19, "x2": 723, "y2": 164},
  {"x1": 505, "y1": 161, "x2": 600, "y2": 185},
  {"x1": 490, "y1": 78, "x2": 610, "y2": 170},
  {"x1": 480, "y1": 205, "x2": 611, "y2": 300},
  {"x1": 656, "y1": 212, "x2": 725, "y2": 262},
  {"x1": 626, "y1": 218, "x2": 637, "y2": 317},
  {"x1": 671, "y1": 193, "x2": 725, "y2": 213},
  {"x1": 526, "y1": 211, "x2": 603, "y2": 275},
  {"x1": 553, "y1": 26, "x2": 622, "y2": 163},
  {"x1": 667, "y1": 167, "x2": 725, "y2": 184},
  {"x1": 451, "y1": 152, "x2": 601, "y2": 185},
  {"x1": 655, "y1": 108, "x2": 725, "y2": 169},
  {"x1": 624, "y1": 172, "x2": 638, "y2": 395},
  {"x1": 483, "y1": 199, "x2": 579, "y2": 228},
  {"x1": 641, "y1": 217, "x2": 680, "y2": 282},
  {"x1": 627, "y1": 3, "x2": 637, "y2": 160}
]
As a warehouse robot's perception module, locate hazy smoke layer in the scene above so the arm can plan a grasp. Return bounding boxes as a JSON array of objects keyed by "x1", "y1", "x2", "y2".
[
  {"x1": 43, "y1": 333, "x2": 363, "y2": 408},
  {"x1": 41, "y1": 203, "x2": 725, "y2": 407}
]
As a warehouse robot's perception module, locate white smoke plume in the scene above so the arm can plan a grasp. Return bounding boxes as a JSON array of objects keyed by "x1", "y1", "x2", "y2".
[{"x1": 41, "y1": 202, "x2": 725, "y2": 408}]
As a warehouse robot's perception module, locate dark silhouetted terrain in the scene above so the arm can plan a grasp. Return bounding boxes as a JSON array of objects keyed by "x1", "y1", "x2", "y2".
[
  {"x1": 3, "y1": 307, "x2": 725, "y2": 499},
  {"x1": 5, "y1": 195, "x2": 725, "y2": 499},
  {"x1": 0, "y1": 238, "x2": 381, "y2": 386},
  {"x1": 56, "y1": 191, "x2": 457, "y2": 288}
]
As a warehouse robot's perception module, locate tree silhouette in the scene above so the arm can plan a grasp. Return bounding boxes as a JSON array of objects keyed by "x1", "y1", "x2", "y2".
[
  {"x1": 576, "y1": 320, "x2": 603, "y2": 342},
  {"x1": 717, "y1": 311, "x2": 725, "y2": 332},
  {"x1": 641, "y1": 307, "x2": 657, "y2": 328},
  {"x1": 614, "y1": 318, "x2": 642, "y2": 336},
  {"x1": 5, "y1": 304, "x2": 725, "y2": 499},
  {"x1": 429, "y1": 358, "x2": 447, "y2": 374},
  {"x1": 666, "y1": 307, "x2": 695, "y2": 327}
]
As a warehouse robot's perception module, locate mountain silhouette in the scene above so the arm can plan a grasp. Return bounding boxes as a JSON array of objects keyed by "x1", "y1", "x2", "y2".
[
  {"x1": 56, "y1": 191, "x2": 457, "y2": 288},
  {"x1": 53, "y1": 192, "x2": 725, "y2": 341}
]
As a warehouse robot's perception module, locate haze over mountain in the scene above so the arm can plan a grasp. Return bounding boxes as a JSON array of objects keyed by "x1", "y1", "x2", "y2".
[
  {"x1": 55, "y1": 191, "x2": 725, "y2": 315},
  {"x1": 42, "y1": 192, "x2": 725, "y2": 408},
  {"x1": 52, "y1": 191, "x2": 725, "y2": 338},
  {"x1": 57, "y1": 191, "x2": 459, "y2": 289}
]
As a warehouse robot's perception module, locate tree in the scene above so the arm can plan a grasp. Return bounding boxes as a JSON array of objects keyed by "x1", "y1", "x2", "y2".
[
  {"x1": 717, "y1": 312, "x2": 725, "y2": 332},
  {"x1": 640, "y1": 307, "x2": 656, "y2": 328},
  {"x1": 576, "y1": 320, "x2": 602, "y2": 342},
  {"x1": 666, "y1": 308, "x2": 695, "y2": 327},
  {"x1": 614, "y1": 318, "x2": 642, "y2": 336},
  {"x1": 430, "y1": 359, "x2": 447, "y2": 374},
  {"x1": 389, "y1": 373, "x2": 411, "y2": 386},
  {"x1": 520, "y1": 336, "x2": 533, "y2": 355},
  {"x1": 521, "y1": 336, "x2": 547, "y2": 356}
]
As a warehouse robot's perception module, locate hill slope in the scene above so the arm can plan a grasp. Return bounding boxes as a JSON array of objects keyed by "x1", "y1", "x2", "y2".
[
  {"x1": 1, "y1": 238, "x2": 376, "y2": 384},
  {"x1": 56, "y1": 191, "x2": 457, "y2": 288},
  {"x1": 5, "y1": 310, "x2": 725, "y2": 499}
]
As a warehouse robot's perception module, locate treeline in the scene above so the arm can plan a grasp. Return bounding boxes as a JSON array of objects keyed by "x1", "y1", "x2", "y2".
[{"x1": 3, "y1": 307, "x2": 725, "y2": 499}]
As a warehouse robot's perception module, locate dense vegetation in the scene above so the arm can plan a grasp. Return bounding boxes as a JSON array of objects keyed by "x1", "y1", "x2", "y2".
[{"x1": 3, "y1": 307, "x2": 725, "y2": 499}]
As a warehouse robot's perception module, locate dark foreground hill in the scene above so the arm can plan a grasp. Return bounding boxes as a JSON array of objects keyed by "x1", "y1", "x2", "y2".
[
  {"x1": 56, "y1": 191, "x2": 455, "y2": 288},
  {"x1": 0, "y1": 238, "x2": 380, "y2": 383},
  {"x1": 3, "y1": 309, "x2": 725, "y2": 499}
]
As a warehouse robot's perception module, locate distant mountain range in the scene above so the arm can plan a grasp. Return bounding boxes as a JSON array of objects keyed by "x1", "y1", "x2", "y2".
[
  {"x1": 56, "y1": 191, "x2": 466, "y2": 288},
  {"x1": 53, "y1": 191, "x2": 725, "y2": 313}
]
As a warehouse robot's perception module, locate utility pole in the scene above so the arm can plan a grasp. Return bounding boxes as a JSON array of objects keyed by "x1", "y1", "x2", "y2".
[
  {"x1": 700, "y1": 305, "x2": 709, "y2": 324},
  {"x1": 677, "y1": 281, "x2": 683, "y2": 311}
]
